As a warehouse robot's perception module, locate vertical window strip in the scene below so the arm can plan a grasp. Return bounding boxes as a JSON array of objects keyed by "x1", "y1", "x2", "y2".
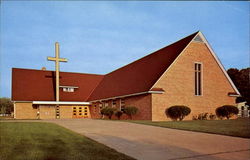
[{"x1": 195, "y1": 63, "x2": 202, "y2": 96}]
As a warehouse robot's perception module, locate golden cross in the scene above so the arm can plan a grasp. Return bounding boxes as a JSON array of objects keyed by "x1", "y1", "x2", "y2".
[{"x1": 47, "y1": 42, "x2": 68, "y2": 102}]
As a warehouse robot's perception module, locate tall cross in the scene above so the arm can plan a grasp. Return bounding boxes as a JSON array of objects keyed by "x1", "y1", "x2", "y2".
[{"x1": 47, "y1": 42, "x2": 68, "y2": 102}]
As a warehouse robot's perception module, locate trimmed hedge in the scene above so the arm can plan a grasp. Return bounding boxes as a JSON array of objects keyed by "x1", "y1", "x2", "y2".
[
  {"x1": 123, "y1": 106, "x2": 138, "y2": 119},
  {"x1": 215, "y1": 105, "x2": 239, "y2": 119},
  {"x1": 165, "y1": 105, "x2": 191, "y2": 121},
  {"x1": 100, "y1": 107, "x2": 117, "y2": 119}
]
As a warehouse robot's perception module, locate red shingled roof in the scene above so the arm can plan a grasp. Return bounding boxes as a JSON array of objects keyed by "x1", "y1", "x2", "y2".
[
  {"x1": 12, "y1": 68, "x2": 103, "y2": 101},
  {"x1": 88, "y1": 32, "x2": 198, "y2": 101},
  {"x1": 12, "y1": 32, "x2": 198, "y2": 102}
]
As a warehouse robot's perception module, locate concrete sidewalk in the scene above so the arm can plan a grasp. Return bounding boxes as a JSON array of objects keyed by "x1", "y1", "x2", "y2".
[{"x1": 43, "y1": 119, "x2": 250, "y2": 160}]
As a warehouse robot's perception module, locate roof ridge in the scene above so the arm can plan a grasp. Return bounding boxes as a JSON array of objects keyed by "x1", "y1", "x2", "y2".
[
  {"x1": 88, "y1": 31, "x2": 199, "y2": 101},
  {"x1": 106, "y1": 31, "x2": 199, "y2": 76},
  {"x1": 148, "y1": 31, "x2": 199, "y2": 90},
  {"x1": 12, "y1": 68, "x2": 104, "y2": 76}
]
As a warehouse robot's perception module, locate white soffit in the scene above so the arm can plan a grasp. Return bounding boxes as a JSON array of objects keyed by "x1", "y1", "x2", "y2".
[{"x1": 33, "y1": 101, "x2": 90, "y2": 105}]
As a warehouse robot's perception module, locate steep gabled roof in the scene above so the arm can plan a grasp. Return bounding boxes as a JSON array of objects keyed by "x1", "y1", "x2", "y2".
[
  {"x1": 88, "y1": 32, "x2": 198, "y2": 101},
  {"x1": 12, "y1": 68, "x2": 103, "y2": 101},
  {"x1": 14, "y1": 31, "x2": 238, "y2": 102}
]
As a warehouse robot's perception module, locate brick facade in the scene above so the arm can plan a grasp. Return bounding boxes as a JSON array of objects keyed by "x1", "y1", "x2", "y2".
[
  {"x1": 151, "y1": 42, "x2": 236, "y2": 121},
  {"x1": 60, "y1": 105, "x2": 73, "y2": 119},
  {"x1": 14, "y1": 102, "x2": 38, "y2": 119},
  {"x1": 39, "y1": 105, "x2": 56, "y2": 119},
  {"x1": 90, "y1": 94, "x2": 152, "y2": 120}
]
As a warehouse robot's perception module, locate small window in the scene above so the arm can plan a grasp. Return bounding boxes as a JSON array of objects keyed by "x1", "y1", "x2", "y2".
[
  {"x1": 73, "y1": 107, "x2": 76, "y2": 109},
  {"x1": 193, "y1": 35, "x2": 204, "y2": 42},
  {"x1": 94, "y1": 105, "x2": 96, "y2": 113},
  {"x1": 112, "y1": 100, "x2": 116, "y2": 107},
  {"x1": 79, "y1": 107, "x2": 82, "y2": 109},
  {"x1": 63, "y1": 87, "x2": 74, "y2": 92},
  {"x1": 84, "y1": 113, "x2": 87, "y2": 115},
  {"x1": 105, "y1": 102, "x2": 109, "y2": 107},
  {"x1": 73, "y1": 113, "x2": 76, "y2": 115},
  {"x1": 79, "y1": 113, "x2": 82, "y2": 115},
  {"x1": 121, "y1": 99, "x2": 125, "y2": 111}
]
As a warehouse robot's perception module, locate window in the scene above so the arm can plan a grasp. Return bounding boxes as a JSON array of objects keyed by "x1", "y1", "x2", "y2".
[
  {"x1": 94, "y1": 105, "x2": 97, "y2": 113},
  {"x1": 63, "y1": 87, "x2": 74, "y2": 92},
  {"x1": 112, "y1": 100, "x2": 116, "y2": 107},
  {"x1": 105, "y1": 102, "x2": 109, "y2": 107},
  {"x1": 195, "y1": 63, "x2": 202, "y2": 96},
  {"x1": 120, "y1": 99, "x2": 125, "y2": 111},
  {"x1": 193, "y1": 35, "x2": 204, "y2": 42}
]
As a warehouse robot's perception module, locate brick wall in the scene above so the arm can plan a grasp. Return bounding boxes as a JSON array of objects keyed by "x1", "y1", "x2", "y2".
[
  {"x1": 90, "y1": 94, "x2": 152, "y2": 120},
  {"x1": 59, "y1": 106, "x2": 73, "y2": 119},
  {"x1": 39, "y1": 105, "x2": 56, "y2": 119},
  {"x1": 123, "y1": 94, "x2": 152, "y2": 120},
  {"x1": 15, "y1": 102, "x2": 38, "y2": 119},
  {"x1": 151, "y1": 41, "x2": 236, "y2": 121}
]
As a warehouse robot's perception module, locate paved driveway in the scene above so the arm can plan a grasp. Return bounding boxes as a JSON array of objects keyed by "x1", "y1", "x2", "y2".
[{"x1": 45, "y1": 119, "x2": 250, "y2": 160}]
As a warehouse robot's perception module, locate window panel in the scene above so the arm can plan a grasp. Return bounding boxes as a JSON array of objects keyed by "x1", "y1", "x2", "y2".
[{"x1": 195, "y1": 63, "x2": 202, "y2": 96}]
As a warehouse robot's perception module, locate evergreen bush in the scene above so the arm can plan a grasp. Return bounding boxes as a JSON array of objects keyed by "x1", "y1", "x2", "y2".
[
  {"x1": 165, "y1": 105, "x2": 191, "y2": 121},
  {"x1": 215, "y1": 105, "x2": 239, "y2": 119},
  {"x1": 123, "y1": 106, "x2": 138, "y2": 119}
]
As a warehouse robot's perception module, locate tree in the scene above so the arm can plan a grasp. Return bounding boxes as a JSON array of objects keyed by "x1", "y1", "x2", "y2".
[
  {"x1": 114, "y1": 111, "x2": 123, "y2": 120},
  {"x1": 227, "y1": 68, "x2": 250, "y2": 105},
  {"x1": 165, "y1": 105, "x2": 191, "y2": 121},
  {"x1": 0, "y1": 97, "x2": 13, "y2": 114},
  {"x1": 123, "y1": 106, "x2": 138, "y2": 119},
  {"x1": 215, "y1": 105, "x2": 239, "y2": 119},
  {"x1": 100, "y1": 107, "x2": 116, "y2": 119}
]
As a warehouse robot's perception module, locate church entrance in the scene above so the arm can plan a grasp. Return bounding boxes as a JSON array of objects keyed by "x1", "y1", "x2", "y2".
[{"x1": 72, "y1": 106, "x2": 89, "y2": 118}]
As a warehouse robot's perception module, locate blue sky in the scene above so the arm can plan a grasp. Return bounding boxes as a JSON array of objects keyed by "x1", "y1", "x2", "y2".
[{"x1": 0, "y1": 1, "x2": 249, "y2": 98}]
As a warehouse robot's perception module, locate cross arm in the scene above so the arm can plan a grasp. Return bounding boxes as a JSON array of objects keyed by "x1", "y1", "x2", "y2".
[
  {"x1": 59, "y1": 58, "x2": 68, "y2": 62},
  {"x1": 47, "y1": 57, "x2": 56, "y2": 61}
]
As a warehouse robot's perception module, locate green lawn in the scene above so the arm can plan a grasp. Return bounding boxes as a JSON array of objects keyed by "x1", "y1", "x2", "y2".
[
  {"x1": 126, "y1": 118, "x2": 250, "y2": 138},
  {"x1": 0, "y1": 122, "x2": 134, "y2": 160}
]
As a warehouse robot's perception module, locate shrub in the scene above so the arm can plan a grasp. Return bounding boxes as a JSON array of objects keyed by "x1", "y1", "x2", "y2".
[
  {"x1": 114, "y1": 111, "x2": 123, "y2": 120},
  {"x1": 165, "y1": 105, "x2": 191, "y2": 121},
  {"x1": 100, "y1": 107, "x2": 117, "y2": 119},
  {"x1": 209, "y1": 113, "x2": 216, "y2": 120},
  {"x1": 198, "y1": 113, "x2": 208, "y2": 120},
  {"x1": 193, "y1": 113, "x2": 217, "y2": 120},
  {"x1": 123, "y1": 106, "x2": 138, "y2": 119},
  {"x1": 216, "y1": 105, "x2": 239, "y2": 119}
]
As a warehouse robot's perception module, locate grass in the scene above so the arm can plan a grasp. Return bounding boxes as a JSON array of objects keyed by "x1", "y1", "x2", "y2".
[
  {"x1": 124, "y1": 118, "x2": 250, "y2": 138},
  {"x1": 0, "y1": 122, "x2": 135, "y2": 160}
]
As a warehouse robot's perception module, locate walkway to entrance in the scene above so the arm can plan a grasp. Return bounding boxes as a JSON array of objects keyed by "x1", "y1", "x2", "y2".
[{"x1": 46, "y1": 119, "x2": 250, "y2": 160}]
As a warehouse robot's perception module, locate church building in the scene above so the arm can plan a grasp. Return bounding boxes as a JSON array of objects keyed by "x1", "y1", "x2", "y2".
[{"x1": 11, "y1": 31, "x2": 240, "y2": 121}]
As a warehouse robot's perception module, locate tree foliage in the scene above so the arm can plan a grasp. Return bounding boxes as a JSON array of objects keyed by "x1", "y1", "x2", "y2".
[
  {"x1": 123, "y1": 106, "x2": 138, "y2": 119},
  {"x1": 215, "y1": 105, "x2": 239, "y2": 119},
  {"x1": 0, "y1": 97, "x2": 13, "y2": 114},
  {"x1": 227, "y1": 68, "x2": 250, "y2": 104},
  {"x1": 165, "y1": 105, "x2": 191, "y2": 121},
  {"x1": 100, "y1": 107, "x2": 117, "y2": 119}
]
